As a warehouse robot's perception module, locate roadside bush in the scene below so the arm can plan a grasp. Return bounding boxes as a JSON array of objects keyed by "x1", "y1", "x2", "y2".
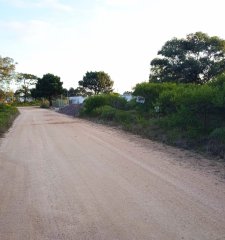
[
  {"x1": 176, "y1": 85, "x2": 218, "y2": 131},
  {"x1": 125, "y1": 98, "x2": 138, "y2": 110},
  {"x1": 80, "y1": 78, "x2": 225, "y2": 158},
  {"x1": 40, "y1": 100, "x2": 50, "y2": 108},
  {"x1": 209, "y1": 72, "x2": 225, "y2": 88},
  {"x1": 83, "y1": 94, "x2": 127, "y2": 114},
  {"x1": 209, "y1": 128, "x2": 225, "y2": 144},
  {"x1": 133, "y1": 82, "x2": 178, "y2": 110},
  {"x1": 207, "y1": 128, "x2": 225, "y2": 157},
  {"x1": 83, "y1": 95, "x2": 107, "y2": 114},
  {"x1": 105, "y1": 94, "x2": 127, "y2": 109},
  {"x1": 100, "y1": 106, "x2": 117, "y2": 121},
  {"x1": 135, "y1": 82, "x2": 220, "y2": 131},
  {"x1": 93, "y1": 105, "x2": 138, "y2": 123},
  {"x1": 0, "y1": 103, "x2": 19, "y2": 135},
  {"x1": 93, "y1": 105, "x2": 116, "y2": 120},
  {"x1": 114, "y1": 110, "x2": 135, "y2": 123},
  {"x1": 156, "y1": 84, "x2": 193, "y2": 114}
]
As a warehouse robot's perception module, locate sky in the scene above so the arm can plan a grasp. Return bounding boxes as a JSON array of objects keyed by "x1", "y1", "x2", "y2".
[{"x1": 0, "y1": 0, "x2": 225, "y2": 93}]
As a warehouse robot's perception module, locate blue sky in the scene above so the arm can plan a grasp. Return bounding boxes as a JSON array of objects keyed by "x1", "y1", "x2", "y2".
[{"x1": 1, "y1": 0, "x2": 225, "y2": 93}]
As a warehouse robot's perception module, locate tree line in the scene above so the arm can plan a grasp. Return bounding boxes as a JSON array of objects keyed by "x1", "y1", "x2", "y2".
[
  {"x1": 0, "y1": 57, "x2": 114, "y2": 105},
  {"x1": 1, "y1": 31, "x2": 225, "y2": 106}
]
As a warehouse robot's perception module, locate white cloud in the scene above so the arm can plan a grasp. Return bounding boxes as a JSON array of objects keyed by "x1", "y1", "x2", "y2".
[
  {"x1": 3, "y1": 0, "x2": 74, "y2": 12},
  {"x1": 0, "y1": 19, "x2": 52, "y2": 41},
  {"x1": 0, "y1": 20, "x2": 25, "y2": 32},
  {"x1": 0, "y1": 0, "x2": 26, "y2": 7},
  {"x1": 34, "y1": 0, "x2": 74, "y2": 12},
  {"x1": 104, "y1": 0, "x2": 138, "y2": 6}
]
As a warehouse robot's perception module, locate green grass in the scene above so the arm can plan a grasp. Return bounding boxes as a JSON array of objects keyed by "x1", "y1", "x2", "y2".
[{"x1": 0, "y1": 103, "x2": 19, "y2": 135}]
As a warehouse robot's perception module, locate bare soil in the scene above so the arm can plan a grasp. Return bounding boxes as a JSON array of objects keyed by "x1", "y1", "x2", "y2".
[{"x1": 0, "y1": 107, "x2": 225, "y2": 240}]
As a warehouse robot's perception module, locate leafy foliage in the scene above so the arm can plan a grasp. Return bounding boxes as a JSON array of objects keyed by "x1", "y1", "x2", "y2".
[
  {"x1": 0, "y1": 103, "x2": 19, "y2": 135},
  {"x1": 73, "y1": 87, "x2": 92, "y2": 97},
  {"x1": 0, "y1": 55, "x2": 16, "y2": 89},
  {"x1": 15, "y1": 73, "x2": 38, "y2": 102},
  {"x1": 134, "y1": 82, "x2": 222, "y2": 132},
  {"x1": 32, "y1": 73, "x2": 63, "y2": 106},
  {"x1": 150, "y1": 32, "x2": 225, "y2": 84},
  {"x1": 79, "y1": 71, "x2": 114, "y2": 95},
  {"x1": 82, "y1": 94, "x2": 126, "y2": 114},
  {"x1": 0, "y1": 89, "x2": 4, "y2": 101},
  {"x1": 81, "y1": 78, "x2": 225, "y2": 157},
  {"x1": 67, "y1": 87, "x2": 89, "y2": 97}
]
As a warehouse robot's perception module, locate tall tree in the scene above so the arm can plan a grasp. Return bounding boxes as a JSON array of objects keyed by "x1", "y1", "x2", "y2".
[
  {"x1": 78, "y1": 71, "x2": 113, "y2": 95},
  {"x1": 0, "y1": 55, "x2": 16, "y2": 89},
  {"x1": 149, "y1": 32, "x2": 225, "y2": 84},
  {"x1": 34, "y1": 73, "x2": 63, "y2": 106},
  {"x1": 15, "y1": 73, "x2": 38, "y2": 102}
]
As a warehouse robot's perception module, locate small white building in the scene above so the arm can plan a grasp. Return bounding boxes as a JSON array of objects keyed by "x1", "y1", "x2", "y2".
[
  {"x1": 136, "y1": 96, "x2": 145, "y2": 104},
  {"x1": 121, "y1": 93, "x2": 133, "y2": 102},
  {"x1": 69, "y1": 96, "x2": 86, "y2": 104}
]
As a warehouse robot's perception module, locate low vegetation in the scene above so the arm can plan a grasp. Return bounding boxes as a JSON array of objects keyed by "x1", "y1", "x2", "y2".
[
  {"x1": 80, "y1": 73, "x2": 225, "y2": 158},
  {"x1": 0, "y1": 104, "x2": 19, "y2": 136}
]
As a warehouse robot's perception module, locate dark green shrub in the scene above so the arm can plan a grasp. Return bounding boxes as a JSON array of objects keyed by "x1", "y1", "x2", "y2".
[
  {"x1": 209, "y1": 72, "x2": 225, "y2": 88},
  {"x1": 93, "y1": 105, "x2": 116, "y2": 120},
  {"x1": 125, "y1": 98, "x2": 138, "y2": 110},
  {"x1": 83, "y1": 95, "x2": 107, "y2": 113},
  {"x1": 83, "y1": 94, "x2": 127, "y2": 114},
  {"x1": 114, "y1": 110, "x2": 134, "y2": 123},
  {"x1": 80, "y1": 80, "x2": 225, "y2": 158},
  {"x1": 177, "y1": 85, "x2": 217, "y2": 130},
  {"x1": 156, "y1": 84, "x2": 192, "y2": 114},
  {"x1": 104, "y1": 94, "x2": 127, "y2": 110},
  {"x1": 208, "y1": 127, "x2": 225, "y2": 157},
  {"x1": 100, "y1": 106, "x2": 116, "y2": 121},
  {"x1": 158, "y1": 108, "x2": 201, "y2": 131},
  {"x1": 133, "y1": 82, "x2": 178, "y2": 110},
  {"x1": 207, "y1": 74, "x2": 225, "y2": 113},
  {"x1": 0, "y1": 104, "x2": 19, "y2": 135},
  {"x1": 209, "y1": 128, "x2": 225, "y2": 143}
]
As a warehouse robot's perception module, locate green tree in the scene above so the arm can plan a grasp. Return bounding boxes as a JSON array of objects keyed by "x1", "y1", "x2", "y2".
[
  {"x1": 34, "y1": 73, "x2": 63, "y2": 106},
  {"x1": 62, "y1": 88, "x2": 68, "y2": 97},
  {"x1": 15, "y1": 73, "x2": 38, "y2": 102},
  {"x1": 149, "y1": 32, "x2": 225, "y2": 84},
  {"x1": 78, "y1": 71, "x2": 114, "y2": 95},
  {"x1": 0, "y1": 55, "x2": 16, "y2": 89},
  {"x1": 74, "y1": 87, "x2": 92, "y2": 97},
  {"x1": 30, "y1": 88, "x2": 39, "y2": 101},
  {"x1": 67, "y1": 87, "x2": 76, "y2": 97}
]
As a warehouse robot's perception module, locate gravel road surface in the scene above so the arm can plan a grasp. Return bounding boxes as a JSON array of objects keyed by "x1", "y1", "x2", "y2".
[{"x1": 0, "y1": 107, "x2": 225, "y2": 240}]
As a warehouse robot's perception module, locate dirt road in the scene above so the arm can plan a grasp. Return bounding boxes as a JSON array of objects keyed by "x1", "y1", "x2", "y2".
[{"x1": 0, "y1": 107, "x2": 225, "y2": 240}]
